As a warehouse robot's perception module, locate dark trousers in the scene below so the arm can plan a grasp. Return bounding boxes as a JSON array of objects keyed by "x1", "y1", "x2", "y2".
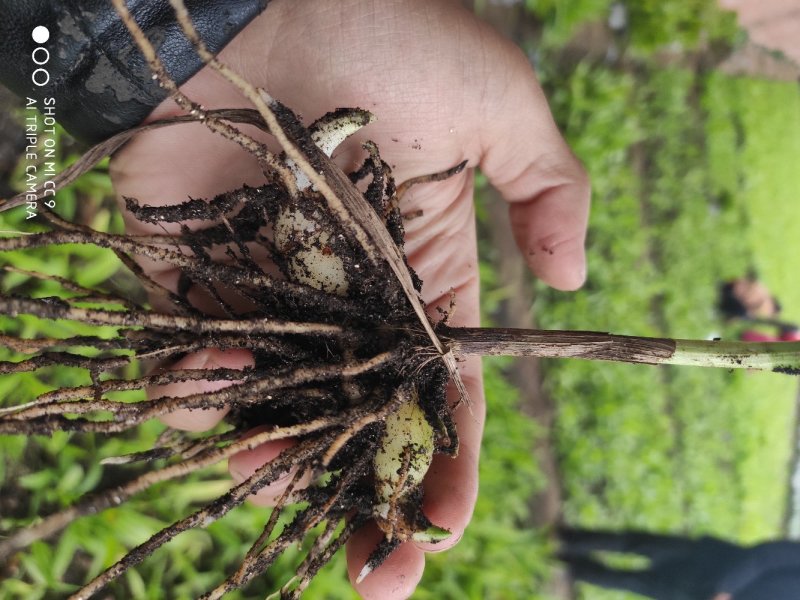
[{"x1": 560, "y1": 529, "x2": 746, "y2": 600}]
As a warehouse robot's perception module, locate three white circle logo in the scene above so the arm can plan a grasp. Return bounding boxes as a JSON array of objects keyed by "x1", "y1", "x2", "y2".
[{"x1": 31, "y1": 26, "x2": 51, "y2": 87}]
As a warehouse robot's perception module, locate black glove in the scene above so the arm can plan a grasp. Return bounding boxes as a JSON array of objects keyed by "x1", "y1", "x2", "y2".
[{"x1": 0, "y1": 0, "x2": 268, "y2": 143}]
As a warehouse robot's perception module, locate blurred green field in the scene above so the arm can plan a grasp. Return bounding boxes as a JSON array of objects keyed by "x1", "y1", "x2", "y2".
[
  {"x1": 532, "y1": 42, "x2": 800, "y2": 600},
  {"x1": 2, "y1": 1, "x2": 800, "y2": 599},
  {"x1": 705, "y1": 73, "x2": 800, "y2": 324}
]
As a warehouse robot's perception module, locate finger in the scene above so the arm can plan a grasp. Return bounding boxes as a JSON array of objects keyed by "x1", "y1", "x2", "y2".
[
  {"x1": 344, "y1": 362, "x2": 483, "y2": 595},
  {"x1": 506, "y1": 177, "x2": 589, "y2": 291},
  {"x1": 228, "y1": 431, "x2": 310, "y2": 505},
  {"x1": 346, "y1": 522, "x2": 425, "y2": 600},
  {"x1": 478, "y1": 43, "x2": 590, "y2": 291},
  {"x1": 389, "y1": 173, "x2": 486, "y2": 550},
  {"x1": 417, "y1": 356, "x2": 483, "y2": 553},
  {"x1": 150, "y1": 347, "x2": 253, "y2": 432}
]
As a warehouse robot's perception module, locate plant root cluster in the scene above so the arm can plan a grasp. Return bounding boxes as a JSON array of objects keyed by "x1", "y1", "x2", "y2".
[
  {"x1": 0, "y1": 1, "x2": 473, "y2": 594},
  {"x1": 0, "y1": 91, "x2": 466, "y2": 597},
  {"x1": 0, "y1": 0, "x2": 464, "y2": 598}
]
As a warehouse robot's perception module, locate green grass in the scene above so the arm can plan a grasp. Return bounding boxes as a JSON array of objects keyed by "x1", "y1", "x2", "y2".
[
  {"x1": 703, "y1": 72, "x2": 800, "y2": 541},
  {"x1": 532, "y1": 59, "x2": 800, "y2": 599},
  {"x1": 521, "y1": 0, "x2": 738, "y2": 53},
  {"x1": 705, "y1": 73, "x2": 800, "y2": 325}
]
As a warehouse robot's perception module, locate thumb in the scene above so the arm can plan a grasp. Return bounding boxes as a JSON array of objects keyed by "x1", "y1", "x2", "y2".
[{"x1": 478, "y1": 49, "x2": 590, "y2": 291}]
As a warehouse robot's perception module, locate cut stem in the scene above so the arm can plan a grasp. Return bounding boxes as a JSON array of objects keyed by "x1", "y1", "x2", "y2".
[{"x1": 445, "y1": 327, "x2": 800, "y2": 373}]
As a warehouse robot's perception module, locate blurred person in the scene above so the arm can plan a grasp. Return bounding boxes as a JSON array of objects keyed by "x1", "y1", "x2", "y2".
[
  {"x1": 560, "y1": 528, "x2": 800, "y2": 600},
  {"x1": 718, "y1": 274, "x2": 781, "y2": 321},
  {"x1": 740, "y1": 324, "x2": 800, "y2": 343}
]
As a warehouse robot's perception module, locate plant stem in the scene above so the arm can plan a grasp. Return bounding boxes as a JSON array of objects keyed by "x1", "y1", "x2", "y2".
[{"x1": 445, "y1": 327, "x2": 800, "y2": 374}]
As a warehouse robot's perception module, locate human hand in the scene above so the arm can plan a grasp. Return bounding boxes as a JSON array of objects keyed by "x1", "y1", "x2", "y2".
[{"x1": 110, "y1": 1, "x2": 589, "y2": 597}]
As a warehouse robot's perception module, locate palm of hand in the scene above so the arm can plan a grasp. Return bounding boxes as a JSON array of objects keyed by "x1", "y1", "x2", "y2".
[{"x1": 111, "y1": 1, "x2": 589, "y2": 598}]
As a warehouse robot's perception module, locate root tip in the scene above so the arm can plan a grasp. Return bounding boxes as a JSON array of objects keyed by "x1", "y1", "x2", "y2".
[{"x1": 355, "y1": 563, "x2": 373, "y2": 584}]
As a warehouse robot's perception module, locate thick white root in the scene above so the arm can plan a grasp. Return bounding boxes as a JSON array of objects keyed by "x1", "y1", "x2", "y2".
[
  {"x1": 288, "y1": 109, "x2": 376, "y2": 191},
  {"x1": 373, "y1": 388, "x2": 435, "y2": 505},
  {"x1": 276, "y1": 109, "x2": 376, "y2": 295},
  {"x1": 274, "y1": 208, "x2": 349, "y2": 296}
]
